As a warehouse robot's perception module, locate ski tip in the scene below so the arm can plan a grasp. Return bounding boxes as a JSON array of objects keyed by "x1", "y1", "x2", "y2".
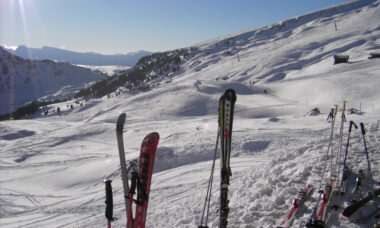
[
  {"x1": 224, "y1": 88, "x2": 237, "y2": 101},
  {"x1": 116, "y1": 113, "x2": 126, "y2": 132},
  {"x1": 152, "y1": 132, "x2": 160, "y2": 140},
  {"x1": 145, "y1": 132, "x2": 160, "y2": 142},
  {"x1": 342, "y1": 210, "x2": 353, "y2": 218},
  {"x1": 307, "y1": 184, "x2": 315, "y2": 188}
]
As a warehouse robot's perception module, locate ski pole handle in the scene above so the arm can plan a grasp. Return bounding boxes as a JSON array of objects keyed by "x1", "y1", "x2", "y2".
[
  {"x1": 349, "y1": 121, "x2": 358, "y2": 132},
  {"x1": 360, "y1": 123, "x2": 366, "y2": 135},
  {"x1": 104, "y1": 179, "x2": 114, "y2": 224}
]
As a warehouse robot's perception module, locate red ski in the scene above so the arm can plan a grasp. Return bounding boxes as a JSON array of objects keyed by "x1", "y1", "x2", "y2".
[
  {"x1": 316, "y1": 179, "x2": 336, "y2": 221},
  {"x1": 127, "y1": 132, "x2": 159, "y2": 228},
  {"x1": 307, "y1": 179, "x2": 337, "y2": 227},
  {"x1": 277, "y1": 185, "x2": 315, "y2": 228}
]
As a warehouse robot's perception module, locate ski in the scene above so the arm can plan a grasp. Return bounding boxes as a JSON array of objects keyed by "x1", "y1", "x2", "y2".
[
  {"x1": 116, "y1": 113, "x2": 131, "y2": 222},
  {"x1": 339, "y1": 166, "x2": 351, "y2": 195},
  {"x1": 133, "y1": 132, "x2": 159, "y2": 228},
  {"x1": 306, "y1": 106, "x2": 339, "y2": 228},
  {"x1": 116, "y1": 113, "x2": 160, "y2": 228},
  {"x1": 334, "y1": 101, "x2": 346, "y2": 185},
  {"x1": 306, "y1": 179, "x2": 337, "y2": 228},
  {"x1": 277, "y1": 185, "x2": 314, "y2": 228},
  {"x1": 343, "y1": 189, "x2": 380, "y2": 217},
  {"x1": 353, "y1": 207, "x2": 380, "y2": 224},
  {"x1": 218, "y1": 89, "x2": 237, "y2": 228},
  {"x1": 104, "y1": 179, "x2": 114, "y2": 228}
]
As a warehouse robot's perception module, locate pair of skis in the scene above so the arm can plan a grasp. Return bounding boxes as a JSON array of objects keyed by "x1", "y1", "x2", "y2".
[
  {"x1": 306, "y1": 105, "x2": 340, "y2": 228},
  {"x1": 198, "y1": 89, "x2": 236, "y2": 228},
  {"x1": 106, "y1": 113, "x2": 159, "y2": 228},
  {"x1": 342, "y1": 122, "x2": 378, "y2": 218},
  {"x1": 307, "y1": 118, "x2": 378, "y2": 226},
  {"x1": 343, "y1": 189, "x2": 380, "y2": 217},
  {"x1": 219, "y1": 89, "x2": 237, "y2": 228},
  {"x1": 277, "y1": 185, "x2": 315, "y2": 228},
  {"x1": 306, "y1": 179, "x2": 337, "y2": 228}
]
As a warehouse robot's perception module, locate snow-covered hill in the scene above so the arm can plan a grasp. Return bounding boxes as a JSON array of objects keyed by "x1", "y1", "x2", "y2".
[
  {"x1": 0, "y1": 0, "x2": 379, "y2": 227},
  {"x1": 0, "y1": 47, "x2": 106, "y2": 114},
  {"x1": 80, "y1": 0, "x2": 380, "y2": 112},
  {"x1": 6, "y1": 45, "x2": 151, "y2": 67}
]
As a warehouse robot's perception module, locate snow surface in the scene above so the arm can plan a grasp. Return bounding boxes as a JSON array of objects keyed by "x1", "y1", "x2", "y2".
[{"x1": 1, "y1": 0, "x2": 380, "y2": 227}]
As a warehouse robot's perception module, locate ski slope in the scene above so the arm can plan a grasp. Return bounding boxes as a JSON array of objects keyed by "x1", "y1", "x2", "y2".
[{"x1": 1, "y1": 0, "x2": 380, "y2": 227}]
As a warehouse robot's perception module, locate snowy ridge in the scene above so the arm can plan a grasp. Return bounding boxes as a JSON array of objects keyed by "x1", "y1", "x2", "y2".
[
  {"x1": 0, "y1": 47, "x2": 106, "y2": 114},
  {"x1": 6, "y1": 45, "x2": 151, "y2": 67},
  {"x1": 0, "y1": 1, "x2": 380, "y2": 227}
]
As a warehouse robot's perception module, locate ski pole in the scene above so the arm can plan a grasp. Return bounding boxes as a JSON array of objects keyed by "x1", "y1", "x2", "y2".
[
  {"x1": 360, "y1": 122, "x2": 375, "y2": 196},
  {"x1": 336, "y1": 121, "x2": 358, "y2": 195},
  {"x1": 199, "y1": 128, "x2": 220, "y2": 228},
  {"x1": 104, "y1": 179, "x2": 114, "y2": 228},
  {"x1": 335, "y1": 101, "x2": 347, "y2": 184},
  {"x1": 329, "y1": 105, "x2": 338, "y2": 179},
  {"x1": 342, "y1": 121, "x2": 358, "y2": 166}
]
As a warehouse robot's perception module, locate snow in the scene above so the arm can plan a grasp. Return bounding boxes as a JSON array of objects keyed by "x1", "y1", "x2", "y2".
[
  {"x1": 1, "y1": 0, "x2": 380, "y2": 227},
  {"x1": 5, "y1": 46, "x2": 151, "y2": 67},
  {"x1": 75, "y1": 65, "x2": 131, "y2": 76},
  {"x1": 0, "y1": 47, "x2": 107, "y2": 114}
]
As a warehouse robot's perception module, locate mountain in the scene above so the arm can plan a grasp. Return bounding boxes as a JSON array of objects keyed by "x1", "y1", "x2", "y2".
[
  {"x1": 78, "y1": 0, "x2": 380, "y2": 111},
  {"x1": 0, "y1": 47, "x2": 106, "y2": 114},
  {"x1": 0, "y1": 0, "x2": 380, "y2": 227},
  {"x1": 6, "y1": 45, "x2": 151, "y2": 66}
]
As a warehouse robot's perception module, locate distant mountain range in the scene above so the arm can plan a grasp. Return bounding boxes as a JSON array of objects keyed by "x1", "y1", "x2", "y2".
[
  {"x1": 0, "y1": 47, "x2": 106, "y2": 114},
  {"x1": 5, "y1": 45, "x2": 151, "y2": 66}
]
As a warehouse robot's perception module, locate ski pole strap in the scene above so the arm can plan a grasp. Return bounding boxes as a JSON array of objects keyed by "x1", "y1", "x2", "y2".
[
  {"x1": 129, "y1": 171, "x2": 138, "y2": 194},
  {"x1": 349, "y1": 121, "x2": 358, "y2": 132},
  {"x1": 104, "y1": 179, "x2": 114, "y2": 222}
]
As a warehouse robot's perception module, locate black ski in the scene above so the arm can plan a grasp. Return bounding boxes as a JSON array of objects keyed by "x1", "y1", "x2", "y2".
[
  {"x1": 343, "y1": 189, "x2": 380, "y2": 217},
  {"x1": 353, "y1": 207, "x2": 380, "y2": 224},
  {"x1": 218, "y1": 89, "x2": 237, "y2": 228}
]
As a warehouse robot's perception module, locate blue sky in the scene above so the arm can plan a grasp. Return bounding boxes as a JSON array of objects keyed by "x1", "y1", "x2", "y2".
[{"x1": 0, "y1": 0, "x2": 349, "y2": 54}]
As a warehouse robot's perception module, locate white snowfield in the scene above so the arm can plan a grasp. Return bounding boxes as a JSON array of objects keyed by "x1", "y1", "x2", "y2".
[{"x1": 1, "y1": 0, "x2": 380, "y2": 227}]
